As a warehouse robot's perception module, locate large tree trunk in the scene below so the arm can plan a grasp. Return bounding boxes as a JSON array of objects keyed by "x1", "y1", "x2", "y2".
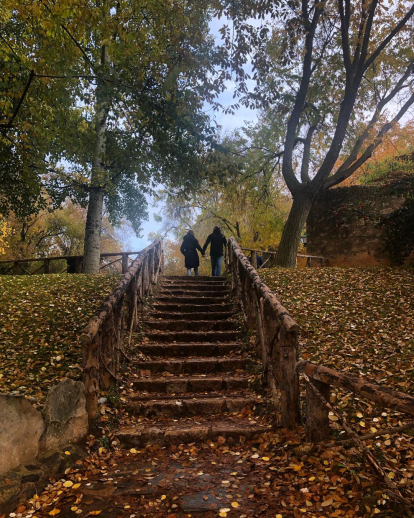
[
  {"x1": 83, "y1": 47, "x2": 109, "y2": 274},
  {"x1": 275, "y1": 191, "x2": 313, "y2": 268}
]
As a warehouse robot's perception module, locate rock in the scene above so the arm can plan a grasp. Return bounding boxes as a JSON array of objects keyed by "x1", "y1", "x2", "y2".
[
  {"x1": 0, "y1": 395, "x2": 44, "y2": 475},
  {"x1": 41, "y1": 379, "x2": 88, "y2": 452}
]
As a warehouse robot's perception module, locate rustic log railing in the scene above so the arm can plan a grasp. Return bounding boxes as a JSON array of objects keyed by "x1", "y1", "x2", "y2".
[
  {"x1": 227, "y1": 237, "x2": 301, "y2": 428},
  {"x1": 79, "y1": 240, "x2": 163, "y2": 423},
  {"x1": 0, "y1": 251, "x2": 145, "y2": 275},
  {"x1": 241, "y1": 247, "x2": 328, "y2": 268}
]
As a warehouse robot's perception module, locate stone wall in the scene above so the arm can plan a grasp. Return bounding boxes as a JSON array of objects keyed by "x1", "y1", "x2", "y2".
[
  {"x1": 307, "y1": 186, "x2": 409, "y2": 266},
  {"x1": 0, "y1": 379, "x2": 88, "y2": 513}
]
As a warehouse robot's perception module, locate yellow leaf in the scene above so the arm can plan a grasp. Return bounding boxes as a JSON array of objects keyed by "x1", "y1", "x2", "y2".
[
  {"x1": 49, "y1": 510, "x2": 61, "y2": 516},
  {"x1": 388, "y1": 472, "x2": 395, "y2": 480},
  {"x1": 276, "y1": 515, "x2": 283, "y2": 518},
  {"x1": 70, "y1": 507, "x2": 78, "y2": 512},
  {"x1": 371, "y1": 427, "x2": 377, "y2": 433},
  {"x1": 356, "y1": 411, "x2": 363, "y2": 418},
  {"x1": 64, "y1": 451, "x2": 71, "y2": 455},
  {"x1": 360, "y1": 421, "x2": 366, "y2": 427},
  {"x1": 231, "y1": 501, "x2": 239, "y2": 508},
  {"x1": 63, "y1": 481, "x2": 73, "y2": 488},
  {"x1": 328, "y1": 414, "x2": 338, "y2": 421},
  {"x1": 321, "y1": 498, "x2": 333, "y2": 507},
  {"x1": 161, "y1": 495, "x2": 166, "y2": 500},
  {"x1": 72, "y1": 483, "x2": 81, "y2": 489},
  {"x1": 89, "y1": 511, "x2": 102, "y2": 515},
  {"x1": 262, "y1": 457, "x2": 270, "y2": 461},
  {"x1": 130, "y1": 448, "x2": 138, "y2": 454}
]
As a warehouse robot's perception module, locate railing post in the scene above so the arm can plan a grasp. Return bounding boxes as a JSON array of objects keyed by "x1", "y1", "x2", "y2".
[
  {"x1": 279, "y1": 326, "x2": 301, "y2": 428},
  {"x1": 251, "y1": 250, "x2": 257, "y2": 269},
  {"x1": 13, "y1": 261, "x2": 19, "y2": 274},
  {"x1": 305, "y1": 378, "x2": 331, "y2": 442},
  {"x1": 44, "y1": 259, "x2": 51, "y2": 274},
  {"x1": 122, "y1": 253, "x2": 128, "y2": 274}
]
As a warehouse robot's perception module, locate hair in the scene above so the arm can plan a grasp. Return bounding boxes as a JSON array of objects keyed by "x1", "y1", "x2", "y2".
[
  {"x1": 213, "y1": 225, "x2": 221, "y2": 234},
  {"x1": 187, "y1": 229, "x2": 195, "y2": 237}
]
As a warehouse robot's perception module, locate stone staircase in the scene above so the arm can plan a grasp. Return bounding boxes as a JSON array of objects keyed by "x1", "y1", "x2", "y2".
[{"x1": 117, "y1": 275, "x2": 271, "y2": 446}]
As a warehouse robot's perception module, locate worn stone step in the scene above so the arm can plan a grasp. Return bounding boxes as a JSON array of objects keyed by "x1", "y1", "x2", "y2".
[
  {"x1": 158, "y1": 288, "x2": 230, "y2": 297},
  {"x1": 148, "y1": 311, "x2": 234, "y2": 321},
  {"x1": 159, "y1": 284, "x2": 228, "y2": 292},
  {"x1": 125, "y1": 396, "x2": 258, "y2": 418},
  {"x1": 134, "y1": 357, "x2": 249, "y2": 374},
  {"x1": 145, "y1": 330, "x2": 240, "y2": 343},
  {"x1": 152, "y1": 303, "x2": 233, "y2": 313},
  {"x1": 155, "y1": 295, "x2": 227, "y2": 304},
  {"x1": 145, "y1": 319, "x2": 237, "y2": 332},
  {"x1": 116, "y1": 418, "x2": 272, "y2": 447},
  {"x1": 129, "y1": 375, "x2": 251, "y2": 393},
  {"x1": 133, "y1": 342, "x2": 241, "y2": 357}
]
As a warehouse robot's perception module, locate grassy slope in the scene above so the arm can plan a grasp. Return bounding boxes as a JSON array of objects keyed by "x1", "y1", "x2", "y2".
[{"x1": 0, "y1": 274, "x2": 119, "y2": 406}]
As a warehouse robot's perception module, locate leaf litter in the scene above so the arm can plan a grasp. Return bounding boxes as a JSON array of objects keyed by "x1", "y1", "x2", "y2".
[{"x1": 0, "y1": 274, "x2": 119, "y2": 406}]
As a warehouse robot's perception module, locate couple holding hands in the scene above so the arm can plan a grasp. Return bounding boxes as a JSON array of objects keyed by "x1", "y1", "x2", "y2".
[{"x1": 180, "y1": 226, "x2": 227, "y2": 277}]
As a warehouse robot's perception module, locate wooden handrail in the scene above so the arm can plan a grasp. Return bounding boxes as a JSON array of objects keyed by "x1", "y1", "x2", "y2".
[
  {"x1": 241, "y1": 247, "x2": 328, "y2": 262},
  {"x1": 0, "y1": 251, "x2": 143, "y2": 264},
  {"x1": 227, "y1": 237, "x2": 301, "y2": 428},
  {"x1": 297, "y1": 361, "x2": 414, "y2": 416},
  {"x1": 80, "y1": 240, "x2": 163, "y2": 423}
]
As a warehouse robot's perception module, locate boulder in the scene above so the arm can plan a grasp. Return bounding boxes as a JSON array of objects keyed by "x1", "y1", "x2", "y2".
[
  {"x1": 0, "y1": 395, "x2": 44, "y2": 475},
  {"x1": 41, "y1": 379, "x2": 88, "y2": 452}
]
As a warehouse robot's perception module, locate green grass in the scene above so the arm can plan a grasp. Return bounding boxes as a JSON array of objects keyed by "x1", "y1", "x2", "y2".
[{"x1": 0, "y1": 274, "x2": 120, "y2": 406}]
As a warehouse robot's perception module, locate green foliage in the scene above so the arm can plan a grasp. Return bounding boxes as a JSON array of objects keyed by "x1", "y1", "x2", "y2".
[
  {"x1": 0, "y1": 0, "x2": 225, "y2": 233},
  {"x1": 0, "y1": 274, "x2": 119, "y2": 406}
]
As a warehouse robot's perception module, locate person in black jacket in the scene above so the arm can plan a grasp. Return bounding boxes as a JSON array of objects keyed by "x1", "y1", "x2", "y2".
[
  {"x1": 202, "y1": 226, "x2": 227, "y2": 276},
  {"x1": 180, "y1": 230, "x2": 204, "y2": 276}
]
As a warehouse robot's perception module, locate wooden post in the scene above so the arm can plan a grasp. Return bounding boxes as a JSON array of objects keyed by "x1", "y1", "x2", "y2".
[
  {"x1": 83, "y1": 338, "x2": 100, "y2": 424},
  {"x1": 44, "y1": 259, "x2": 51, "y2": 274},
  {"x1": 251, "y1": 250, "x2": 257, "y2": 269},
  {"x1": 13, "y1": 261, "x2": 19, "y2": 274},
  {"x1": 122, "y1": 253, "x2": 128, "y2": 274},
  {"x1": 75, "y1": 256, "x2": 82, "y2": 273},
  {"x1": 279, "y1": 326, "x2": 301, "y2": 428},
  {"x1": 305, "y1": 378, "x2": 331, "y2": 442}
]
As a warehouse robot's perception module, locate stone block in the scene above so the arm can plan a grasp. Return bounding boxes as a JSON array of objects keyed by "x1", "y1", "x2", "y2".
[
  {"x1": 41, "y1": 379, "x2": 88, "y2": 452},
  {"x1": 0, "y1": 395, "x2": 44, "y2": 475}
]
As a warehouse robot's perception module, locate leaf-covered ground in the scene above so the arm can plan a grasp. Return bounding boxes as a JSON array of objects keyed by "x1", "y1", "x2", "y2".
[
  {"x1": 260, "y1": 267, "x2": 414, "y2": 394},
  {"x1": 0, "y1": 274, "x2": 119, "y2": 406}
]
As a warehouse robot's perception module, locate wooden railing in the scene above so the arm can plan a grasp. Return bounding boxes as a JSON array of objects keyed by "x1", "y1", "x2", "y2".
[
  {"x1": 241, "y1": 247, "x2": 328, "y2": 268},
  {"x1": 79, "y1": 240, "x2": 163, "y2": 423},
  {"x1": 227, "y1": 238, "x2": 301, "y2": 428},
  {"x1": 0, "y1": 251, "x2": 145, "y2": 275},
  {"x1": 230, "y1": 238, "x2": 414, "y2": 505}
]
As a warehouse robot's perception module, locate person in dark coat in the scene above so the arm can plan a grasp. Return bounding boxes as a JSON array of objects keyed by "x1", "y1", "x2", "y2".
[
  {"x1": 202, "y1": 226, "x2": 227, "y2": 276},
  {"x1": 180, "y1": 230, "x2": 204, "y2": 276}
]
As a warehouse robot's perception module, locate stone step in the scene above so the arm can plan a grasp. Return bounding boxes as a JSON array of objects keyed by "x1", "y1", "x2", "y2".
[
  {"x1": 133, "y1": 342, "x2": 242, "y2": 357},
  {"x1": 148, "y1": 311, "x2": 235, "y2": 321},
  {"x1": 145, "y1": 319, "x2": 237, "y2": 332},
  {"x1": 154, "y1": 295, "x2": 228, "y2": 304},
  {"x1": 152, "y1": 303, "x2": 234, "y2": 313},
  {"x1": 162, "y1": 276, "x2": 226, "y2": 282},
  {"x1": 158, "y1": 288, "x2": 230, "y2": 297},
  {"x1": 159, "y1": 283, "x2": 229, "y2": 292},
  {"x1": 125, "y1": 395, "x2": 258, "y2": 418},
  {"x1": 145, "y1": 330, "x2": 240, "y2": 343},
  {"x1": 134, "y1": 357, "x2": 249, "y2": 374},
  {"x1": 116, "y1": 418, "x2": 272, "y2": 447},
  {"x1": 129, "y1": 375, "x2": 250, "y2": 393}
]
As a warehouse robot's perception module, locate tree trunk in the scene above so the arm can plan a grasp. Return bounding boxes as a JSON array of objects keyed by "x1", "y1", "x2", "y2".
[
  {"x1": 83, "y1": 47, "x2": 110, "y2": 274},
  {"x1": 83, "y1": 187, "x2": 104, "y2": 273},
  {"x1": 275, "y1": 191, "x2": 313, "y2": 268}
]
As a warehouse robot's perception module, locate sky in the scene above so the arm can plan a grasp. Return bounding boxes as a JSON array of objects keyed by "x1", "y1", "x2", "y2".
[{"x1": 128, "y1": 18, "x2": 260, "y2": 251}]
